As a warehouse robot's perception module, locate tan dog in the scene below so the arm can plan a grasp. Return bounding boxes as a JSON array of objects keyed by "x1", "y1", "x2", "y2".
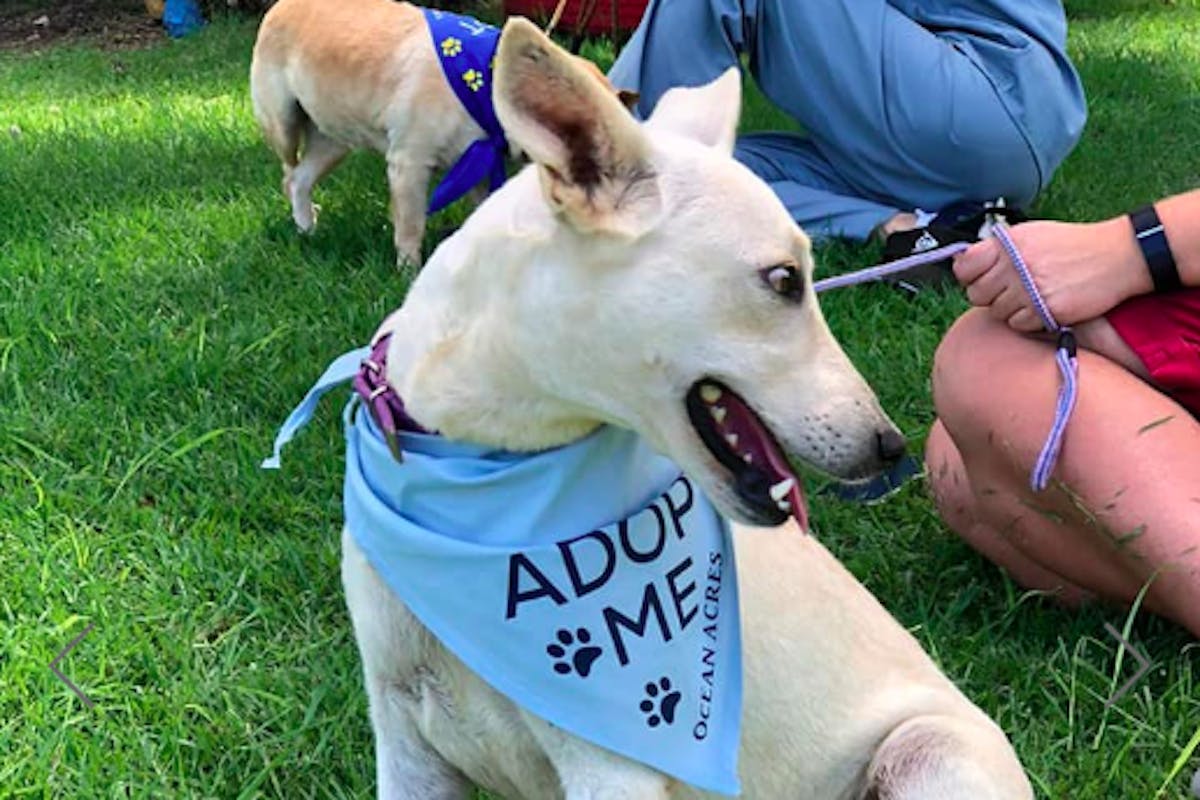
[
  {"x1": 331, "y1": 18, "x2": 1035, "y2": 800},
  {"x1": 250, "y1": 0, "x2": 627, "y2": 266}
]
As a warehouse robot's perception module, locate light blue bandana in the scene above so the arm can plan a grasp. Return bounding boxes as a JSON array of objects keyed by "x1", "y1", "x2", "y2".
[{"x1": 263, "y1": 347, "x2": 744, "y2": 795}]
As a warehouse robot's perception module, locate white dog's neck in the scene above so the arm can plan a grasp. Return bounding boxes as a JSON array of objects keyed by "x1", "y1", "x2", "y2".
[{"x1": 379, "y1": 191, "x2": 606, "y2": 453}]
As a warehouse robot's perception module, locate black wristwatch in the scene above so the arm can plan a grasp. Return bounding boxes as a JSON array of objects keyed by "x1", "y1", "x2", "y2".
[{"x1": 1129, "y1": 204, "x2": 1182, "y2": 292}]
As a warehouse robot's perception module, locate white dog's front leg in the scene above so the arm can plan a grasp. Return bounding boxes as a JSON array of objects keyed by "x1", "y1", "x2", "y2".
[
  {"x1": 526, "y1": 716, "x2": 673, "y2": 800},
  {"x1": 364, "y1": 675, "x2": 474, "y2": 800},
  {"x1": 344, "y1": 529, "x2": 472, "y2": 800}
]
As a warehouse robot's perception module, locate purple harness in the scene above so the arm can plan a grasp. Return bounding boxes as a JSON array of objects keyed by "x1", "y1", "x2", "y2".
[{"x1": 423, "y1": 9, "x2": 508, "y2": 214}]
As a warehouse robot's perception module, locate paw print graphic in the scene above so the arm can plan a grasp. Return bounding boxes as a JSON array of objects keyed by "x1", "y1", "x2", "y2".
[
  {"x1": 545, "y1": 627, "x2": 603, "y2": 678},
  {"x1": 440, "y1": 36, "x2": 462, "y2": 57},
  {"x1": 638, "y1": 677, "x2": 681, "y2": 728},
  {"x1": 462, "y1": 68, "x2": 485, "y2": 92}
]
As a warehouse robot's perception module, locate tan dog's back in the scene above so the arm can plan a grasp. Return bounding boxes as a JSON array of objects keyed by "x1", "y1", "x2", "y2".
[
  {"x1": 251, "y1": 0, "x2": 480, "y2": 265},
  {"x1": 252, "y1": 0, "x2": 463, "y2": 155},
  {"x1": 251, "y1": 0, "x2": 637, "y2": 267}
]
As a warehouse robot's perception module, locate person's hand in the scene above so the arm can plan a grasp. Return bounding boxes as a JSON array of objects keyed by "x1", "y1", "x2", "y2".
[{"x1": 952, "y1": 218, "x2": 1153, "y2": 332}]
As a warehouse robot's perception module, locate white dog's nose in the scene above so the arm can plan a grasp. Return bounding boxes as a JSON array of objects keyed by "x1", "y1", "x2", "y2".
[{"x1": 876, "y1": 427, "x2": 907, "y2": 463}]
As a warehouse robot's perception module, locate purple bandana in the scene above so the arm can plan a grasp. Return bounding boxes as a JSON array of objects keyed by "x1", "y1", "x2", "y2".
[{"x1": 424, "y1": 9, "x2": 508, "y2": 214}]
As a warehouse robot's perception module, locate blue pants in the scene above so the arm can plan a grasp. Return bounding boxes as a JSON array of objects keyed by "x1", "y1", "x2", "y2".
[{"x1": 610, "y1": 0, "x2": 1087, "y2": 240}]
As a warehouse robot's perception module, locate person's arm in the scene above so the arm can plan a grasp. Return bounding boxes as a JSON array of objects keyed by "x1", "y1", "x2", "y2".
[
  {"x1": 952, "y1": 189, "x2": 1200, "y2": 331},
  {"x1": 1144, "y1": 191, "x2": 1200, "y2": 287}
]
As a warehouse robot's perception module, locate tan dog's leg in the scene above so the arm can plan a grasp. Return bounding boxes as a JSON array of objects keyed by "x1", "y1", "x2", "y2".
[
  {"x1": 289, "y1": 122, "x2": 349, "y2": 233},
  {"x1": 385, "y1": 150, "x2": 431, "y2": 268}
]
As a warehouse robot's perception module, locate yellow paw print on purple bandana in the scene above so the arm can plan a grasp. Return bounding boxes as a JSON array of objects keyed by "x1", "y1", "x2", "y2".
[
  {"x1": 440, "y1": 36, "x2": 462, "y2": 57},
  {"x1": 462, "y1": 68, "x2": 485, "y2": 92}
]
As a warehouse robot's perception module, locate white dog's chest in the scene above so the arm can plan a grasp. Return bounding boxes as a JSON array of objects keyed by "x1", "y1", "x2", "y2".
[
  {"x1": 341, "y1": 402, "x2": 746, "y2": 794},
  {"x1": 343, "y1": 530, "x2": 572, "y2": 799}
]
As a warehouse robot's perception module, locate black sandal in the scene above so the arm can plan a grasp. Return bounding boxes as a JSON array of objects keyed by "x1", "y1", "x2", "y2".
[{"x1": 881, "y1": 200, "x2": 1028, "y2": 295}]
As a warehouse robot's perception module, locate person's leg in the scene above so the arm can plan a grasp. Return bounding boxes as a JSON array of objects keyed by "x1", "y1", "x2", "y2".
[
  {"x1": 735, "y1": 133, "x2": 901, "y2": 240},
  {"x1": 749, "y1": 0, "x2": 1042, "y2": 214},
  {"x1": 611, "y1": 0, "x2": 1046, "y2": 239},
  {"x1": 607, "y1": 0, "x2": 750, "y2": 119},
  {"x1": 928, "y1": 419, "x2": 1096, "y2": 608},
  {"x1": 928, "y1": 309, "x2": 1200, "y2": 637}
]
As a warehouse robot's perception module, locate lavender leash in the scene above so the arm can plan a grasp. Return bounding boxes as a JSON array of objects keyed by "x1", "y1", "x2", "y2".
[
  {"x1": 814, "y1": 226, "x2": 1077, "y2": 492},
  {"x1": 991, "y1": 223, "x2": 1078, "y2": 491},
  {"x1": 812, "y1": 241, "x2": 971, "y2": 292}
]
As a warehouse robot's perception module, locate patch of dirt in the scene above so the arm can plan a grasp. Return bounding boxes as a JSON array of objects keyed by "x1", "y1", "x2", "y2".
[{"x1": 0, "y1": 0, "x2": 166, "y2": 52}]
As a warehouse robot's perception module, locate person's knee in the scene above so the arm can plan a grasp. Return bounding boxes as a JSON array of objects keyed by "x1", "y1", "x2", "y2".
[
  {"x1": 932, "y1": 309, "x2": 1004, "y2": 432},
  {"x1": 925, "y1": 420, "x2": 973, "y2": 529}
]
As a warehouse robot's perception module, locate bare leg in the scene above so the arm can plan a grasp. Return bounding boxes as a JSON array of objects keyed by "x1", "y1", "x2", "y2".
[
  {"x1": 927, "y1": 420, "x2": 1094, "y2": 607},
  {"x1": 289, "y1": 123, "x2": 349, "y2": 232},
  {"x1": 928, "y1": 309, "x2": 1200, "y2": 637},
  {"x1": 878, "y1": 211, "x2": 919, "y2": 238}
]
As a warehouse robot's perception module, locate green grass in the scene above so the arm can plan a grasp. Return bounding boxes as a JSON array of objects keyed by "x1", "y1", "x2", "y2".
[{"x1": 1, "y1": 6, "x2": 1198, "y2": 798}]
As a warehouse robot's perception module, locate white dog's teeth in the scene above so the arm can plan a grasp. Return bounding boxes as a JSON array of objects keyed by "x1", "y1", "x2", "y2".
[
  {"x1": 725, "y1": 433, "x2": 739, "y2": 448},
  {"x1": 700, "y1": 385, "x2": 723, "y2": 404},
  {"x1": 776, "y1": 499, "x2": 792, "y2": 513},
  {"x1": 769, "y1": 478, "x2": 796, "y2": 502},
  {"x1": 711, "y1": 405, "x2": 727, "y2": 424}
]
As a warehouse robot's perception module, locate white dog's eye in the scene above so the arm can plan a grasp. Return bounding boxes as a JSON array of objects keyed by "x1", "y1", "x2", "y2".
[{"x1": 761, "y1": 265, "x2": 803, "y2": 301}]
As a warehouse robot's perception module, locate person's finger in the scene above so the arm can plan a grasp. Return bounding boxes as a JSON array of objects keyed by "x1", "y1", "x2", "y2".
[
  {"x1": 952, "y1": 238, "x2": 1002, "y2": 286},
  {"x1": 1007, "y1": 305, "x2": 1044, "y2": 334},
  {"x1": 987, "y1": 284, "x2": 1027, "y2": 324},
  {"x1": 963, "y1": 265, "x2": 1007, "y2": 308}
]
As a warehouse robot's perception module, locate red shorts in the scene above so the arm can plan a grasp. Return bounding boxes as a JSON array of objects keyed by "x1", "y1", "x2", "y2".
[{"x1": 1107, "y1": 288, "x2": 1200, "y2": 416}]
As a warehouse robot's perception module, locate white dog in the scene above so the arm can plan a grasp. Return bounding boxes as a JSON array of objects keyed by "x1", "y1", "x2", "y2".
[{"x1": 298, "y1": 19, "x2": 1034, "y2": 800}]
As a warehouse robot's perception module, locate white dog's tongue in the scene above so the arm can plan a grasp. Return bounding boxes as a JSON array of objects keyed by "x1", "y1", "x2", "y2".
[
  {"x1": 701, "y1": 386, "x2": 809, "y2": 532},
  {"x1": 756, "y1": 431, "x2": 809, "y2": 533}
]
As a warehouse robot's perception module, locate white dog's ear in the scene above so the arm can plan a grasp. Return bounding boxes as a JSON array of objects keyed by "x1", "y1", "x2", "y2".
[
  {"x1": 494, "y1": 18, "x2": 661, "y2": 237},
  {"x1": 645, "y1": 68, "x2": 741, "y2": 154}
]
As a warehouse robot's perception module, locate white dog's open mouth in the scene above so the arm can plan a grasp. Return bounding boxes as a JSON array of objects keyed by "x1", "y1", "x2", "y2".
[{"x1": 685, "y1": 380, "x2": 809, "y2": 531}]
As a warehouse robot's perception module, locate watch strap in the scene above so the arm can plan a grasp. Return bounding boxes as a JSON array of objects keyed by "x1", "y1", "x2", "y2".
[{"x1": 1129, "y1": 204, "x2": 1182, "y2": 293}]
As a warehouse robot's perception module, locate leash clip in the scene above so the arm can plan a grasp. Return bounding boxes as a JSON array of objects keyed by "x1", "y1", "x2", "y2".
[{"x1": 1056, "y1": 328, "x2": 1077, "y2": 359}]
